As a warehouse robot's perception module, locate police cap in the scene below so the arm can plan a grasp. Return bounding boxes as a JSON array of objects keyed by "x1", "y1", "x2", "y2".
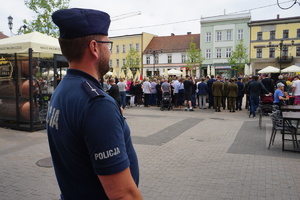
[{"x1": 52, "y1": 8, "x2": 111, "y2": 39}]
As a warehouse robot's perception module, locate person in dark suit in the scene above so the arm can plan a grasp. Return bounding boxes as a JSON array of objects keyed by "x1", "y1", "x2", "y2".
[
  {"x1": 212, "y1": 76, "x2": 223, "y2": 112},
  {"x1": 236, "y1": 77, "x2": 245, "y2": 111},
  {"x1": 107, "y1": 78, "x2": 121, "y2": 108},
  {"x1": 197, "y1": 78, "x2": 208, "y2": 109},
  {"x1": 261, "y1": 74, "x2": 274, "y2": 94},
  {"x1": 207, "y1": 75, "x2": 216, "y2": 109}
]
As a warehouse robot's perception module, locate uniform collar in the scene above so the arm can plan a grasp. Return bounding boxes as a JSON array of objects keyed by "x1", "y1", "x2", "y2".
[{"x1": 67, "y1": 69, "x2": 101, "y2": 87}]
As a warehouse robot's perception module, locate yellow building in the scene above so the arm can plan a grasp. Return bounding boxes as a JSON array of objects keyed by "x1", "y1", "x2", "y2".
[
  {"x1": 110, "y1": 32, "x2": 156, "y2": 77},
  {"x1": 249, "y1": 16, "x2": 300, "y2": 74}
]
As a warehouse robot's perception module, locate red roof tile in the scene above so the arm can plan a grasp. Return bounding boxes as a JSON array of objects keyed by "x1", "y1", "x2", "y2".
[
  {"x1": 144, "y1": 33, "x2": 200, "y2": 53},
  {"x1": 0, "y1": 32, "x2": 8, "y2": 39}
]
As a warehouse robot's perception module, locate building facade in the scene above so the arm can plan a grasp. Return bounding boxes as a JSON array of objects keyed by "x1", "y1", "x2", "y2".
[
  {"x1": 200, "y1": 13, "x2": 251, "y2": 78},
  {"x1": 249, "y1": 16, "x2": 300, "y2": 74},
  {"x1": 110, "y1": 32, "x2": 156, "y2": 77},
  {"x1": 143, "y1": 33, "x2": 200, "y2": 77}
]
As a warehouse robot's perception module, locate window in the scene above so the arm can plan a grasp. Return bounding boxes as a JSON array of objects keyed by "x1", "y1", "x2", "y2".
[
  {"x1": 181, "y1": 55, "x2": 186, "y2": 63},
  {"x1": 270, "y1": 31, "x2": 275, "y2": 40},
  {"x1": 116, "y1": 59, "x2": 119, "y2": 67},
  {"x1": 109, "y1": 60, "x2": 112, "y2": 68},
  {"x1": 116, "y1": 45, "x2": 119, "y2": 53},
  {"x1": 146, "y1": 56, "x2": 150, "y2": 64},
  {"x1": 256, "y1": 48, "x2": 262, "y2": 58},
  {"x1": 226, "y1": 48, "x2": 232, "y2": 58},
  {"x1": 129, "y1": 44, "x2": 133, "y2": 50},
  {"x1": 238, "y1": 29, "x2": 244, "y2": 40},
  {"x1": 296, "y1": 47, "x2": 300, "y2": 57},
  {"x1": 122, "y1": 59, "x2": 126, "y2": 67},
  {"x1": 283, "y1": 30, "x2": 289, "y2": 39},
  {"x1": 206, "y1": 32, "x2": 211, "y2": 42},
  {"x1": 269, "y1": 48, "x2": 275, "y2": 58},
  {"x1": 122, "y1": 44, "x2": 126, "y2": 53},
  {"x1": 216, "y1": 31, "x2": 222, "y2": 41},
  {"x1": 257, "y1": 32, "x2": 262, "y2": 40},
  {"x1": 216, "y1": 48, "x2": 221, "y2": 58},
  {"x1": 297, "y1": 29, "x2": 300, "y2": 38},
  {"x1": 136, "y1": 43, "x2": 140, "y2": 52},
  {"x1": 282, "y1": 47, "x2": 288, "y2": 57},
  {"x1": 155, "y1": 55, "x2": 159, "y2": 64},
  {"x1": 226, "y1": 30, "x2": 232, "y2": 41},
  {"x1": 168, "y1": 55, "x2": 172, "y2": 64},
  {"x1": 205, "y1": 49, "x2": 211, "y2": 59}
]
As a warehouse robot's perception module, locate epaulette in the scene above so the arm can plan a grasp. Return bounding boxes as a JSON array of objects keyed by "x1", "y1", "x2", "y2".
[{"x1": 82, "y1": 81, "x2": 105, "y2": 98}]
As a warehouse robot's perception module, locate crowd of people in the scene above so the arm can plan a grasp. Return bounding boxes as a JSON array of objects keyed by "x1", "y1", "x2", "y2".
[{"x1": 102, "y1": 73, "x2": 300, "y2": 116}]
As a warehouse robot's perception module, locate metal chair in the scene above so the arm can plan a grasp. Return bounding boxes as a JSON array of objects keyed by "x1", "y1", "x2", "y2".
[{"x1": 268, "y1": 110, "x2": 298, "y2": 150}]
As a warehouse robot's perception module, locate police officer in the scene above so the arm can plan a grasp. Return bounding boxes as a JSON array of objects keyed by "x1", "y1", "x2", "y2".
[{"x1": 47, "y1": 8, "x2": 142, "y2": 200}]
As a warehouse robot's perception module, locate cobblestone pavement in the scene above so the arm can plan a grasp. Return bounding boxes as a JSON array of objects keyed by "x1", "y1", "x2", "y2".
[{"x1": 0, "y1": 106, "x2": 299, "y2": 200}]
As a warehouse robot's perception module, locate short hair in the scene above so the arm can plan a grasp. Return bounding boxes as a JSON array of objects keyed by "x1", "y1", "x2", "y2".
[
  {"x1": 109, "y1": 78, "x2": 115, "y2": 83},
  {"x1": 58, "y1": 35, "x2": 105, "y2": 62},
  {"x1": 253, "y1": 75, "x2": 259, "y2": 81},
  {"x1": 278, "y1": 75, "x2": 283, "y2": 79},
  {"x1": 211, "y1": 75, "x2": 215, "y2": 78}
]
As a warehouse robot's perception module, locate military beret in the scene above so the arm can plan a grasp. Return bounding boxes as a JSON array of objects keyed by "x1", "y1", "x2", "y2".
[{"x1": 52, "y1": 8, "x2": 111, "y2": 39}]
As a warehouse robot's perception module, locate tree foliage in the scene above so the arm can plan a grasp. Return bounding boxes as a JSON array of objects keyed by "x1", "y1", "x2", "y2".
[
  {"x1": 124, "y1": 47, "x2": 141, "y2": 70},
  {"x1": 21, "y1": 0, "x2": 70, "y2": 37},
  {"x1": 186, "y1": 38, "x2": 205, "y2": 76},
  {"x1": 227, "y1": 40, "x2": 250, "y2": 72}
]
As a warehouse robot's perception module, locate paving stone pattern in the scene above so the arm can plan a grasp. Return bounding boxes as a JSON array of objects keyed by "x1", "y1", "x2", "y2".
[{"x1": 0, "y1": 106, "x2": 299, "y2": 200}]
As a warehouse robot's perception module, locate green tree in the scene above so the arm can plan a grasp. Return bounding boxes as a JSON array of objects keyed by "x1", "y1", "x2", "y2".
[
  {"x1": 227, "y1": 40, "x2": 250, "y2": 76},
  {"x1": 186, "y1": 38, "x2": 205, "y2": 76},
  {"x1": 124, "y1": 47, "x2": 141, "y2": 70},
  {"x1": 21, "y1": 0, "x2": 70, "y2": 37}
]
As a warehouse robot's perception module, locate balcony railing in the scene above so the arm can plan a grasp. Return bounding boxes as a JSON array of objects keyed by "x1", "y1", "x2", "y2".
[{"x1": 277, "y1": 56, "x2": 293, "y2": 63}]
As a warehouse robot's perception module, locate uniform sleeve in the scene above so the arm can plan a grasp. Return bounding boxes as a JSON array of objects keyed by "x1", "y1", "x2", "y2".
[{"x1": 82, "y1": 98, "x2": 130, "y2": 176}]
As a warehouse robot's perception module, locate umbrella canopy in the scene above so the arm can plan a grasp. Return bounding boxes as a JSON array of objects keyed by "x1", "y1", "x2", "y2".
[
  {"x1": 42, "y1": 69, "x2": 66, "y2": 76},
  {"x1": 281, "y1": 65, "x2": 300, "y2": 73},
  {"x1": 134, "y1": 69, "x2": 140, "y2": 81},
  {"x1": 257, "y1": 66, "x2": 280, "y2": 74},
  {"x1": 168, "y1": 69, "x2": 182, "y2": 75},
  {"x1": 120, "y1": 70, "x2": 126, "y2": 78},
  {"x1": 182, "y1": 68, "x2": 186, "y2": 77},
  {"x1": 0, "y1": 31, "x2": 61, "y2": 54},
  {"x1": 207, "y1": 65, "x2": 210, "y2": 76},
  {"x1": 112, "y1": 68, "x2": 117, "y2": 77},
  {"x1": 244, "y1": 64, "x2": 249, "y2": 75},
  {"x1": 211, "y1": 66, "x2": 215, "y2": 76},
  {"x1": 105, "y1": 71, "x2": 113, "y2": 76},
  {"x1": 126, "y1": 68, "x2": 133, "y2": 79},
  {"x1": 164, "y1": 68, "x2": 168, "y2": 77}
]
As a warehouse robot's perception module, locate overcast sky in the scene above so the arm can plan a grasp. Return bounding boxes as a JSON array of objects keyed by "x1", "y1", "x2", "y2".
[{"x1": 1, "y1": 0, "x2": 299, "y2": 37}]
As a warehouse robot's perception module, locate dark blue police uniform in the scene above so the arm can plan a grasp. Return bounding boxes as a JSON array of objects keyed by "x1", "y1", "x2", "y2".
[{"x1": 47, "y1": 69, "x2": 139, "y2": 200}]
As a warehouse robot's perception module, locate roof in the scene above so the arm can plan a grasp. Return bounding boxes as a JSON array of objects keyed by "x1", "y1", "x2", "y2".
[
  {"x1": 0, "y1": 31, "x2": 61, "y2": 54},
  {"x1": 0, "y1": 32, "x2": 8, "y2": 39},
  {"x1": 143, "y1": 33, "x2": 200, "y2": 54},
  {"x1": 249, "y1": 16, "x2": 300, "y2": 26},
  {"x1": 201, "y1": 12, "x2": 251, "y2": 24}
]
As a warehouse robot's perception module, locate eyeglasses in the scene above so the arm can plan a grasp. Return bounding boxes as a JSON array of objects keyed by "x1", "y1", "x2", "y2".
[{"x1": 95, "y1": 40, "x2": 113, "y2": 51}]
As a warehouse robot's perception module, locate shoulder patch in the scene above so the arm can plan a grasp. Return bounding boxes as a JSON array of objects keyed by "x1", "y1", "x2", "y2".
[{"x1": 82, "y1": 81, "x2": 105, "y2": 98}]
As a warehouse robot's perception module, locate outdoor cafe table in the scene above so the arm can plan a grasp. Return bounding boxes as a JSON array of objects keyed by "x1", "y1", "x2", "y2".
[
  {"x1": 282, "y1": 112, "x2": 300, "y2": 152},
  {"x1": 281, "y1": 105, "x2": 300, "y2": 112}
]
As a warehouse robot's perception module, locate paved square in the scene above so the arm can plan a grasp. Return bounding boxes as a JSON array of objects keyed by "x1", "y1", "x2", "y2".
[{"x1": 0, "y1": 106, "x2": 299, "y2": 200}]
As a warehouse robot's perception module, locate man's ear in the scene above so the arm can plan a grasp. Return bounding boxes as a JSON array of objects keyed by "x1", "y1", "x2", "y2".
[{"x1": 88, "y1": 40, "x2": 100, "y2": 58}]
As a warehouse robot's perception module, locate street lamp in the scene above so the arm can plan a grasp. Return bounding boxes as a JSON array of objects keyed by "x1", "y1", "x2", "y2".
[
  {"x1": 150, "y1": 49, "x2": 163, "y2": 77},
  {"x1": 7, "y1": 15, "x2": 27, "y2": 36},
  {"x1": 268, "y1": 40, "x2": 294, "y2": 73}
]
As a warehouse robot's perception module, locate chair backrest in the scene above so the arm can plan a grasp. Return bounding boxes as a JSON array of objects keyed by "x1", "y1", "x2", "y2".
[{"x1": 269, "y1": 110, "x2": 283, "y2": 127}]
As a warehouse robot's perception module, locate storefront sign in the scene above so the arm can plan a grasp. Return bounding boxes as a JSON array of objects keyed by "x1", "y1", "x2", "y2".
[{"x1": 0, "y1": 57, "x2": 13, "y2": 79}]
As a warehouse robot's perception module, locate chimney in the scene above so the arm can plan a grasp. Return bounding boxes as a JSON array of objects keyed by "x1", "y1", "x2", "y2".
[
  {"x1": 277, "y1": 14, "x2": 280, "y2": 19},
  {"x1": 187, "y1": 32, "x2": 191, "y2": 35},
  {"x1": 171, "y1": 33, "x2": 175, "y2": 36}
]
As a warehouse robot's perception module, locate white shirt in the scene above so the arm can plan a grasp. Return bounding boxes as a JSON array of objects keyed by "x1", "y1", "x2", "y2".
[
  {"x1": 292, "y1": 79, "x2": 300, "y2": 96},
  {"x1": 143, "y1": 81, "x2": 151, "y2": 94}
]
